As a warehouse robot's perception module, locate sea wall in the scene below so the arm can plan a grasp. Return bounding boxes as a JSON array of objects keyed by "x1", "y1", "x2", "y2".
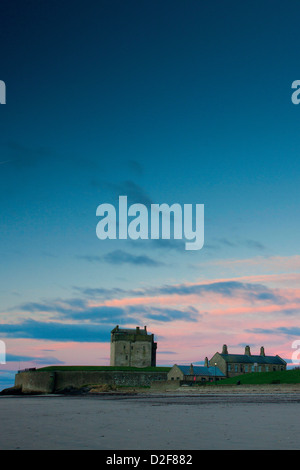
[
  {"x1": 15, "y1": 369, "x2": 168, "y2": 393},
  {"x1": 15, "y1": 371, "x2": 56, "y2": 394}
]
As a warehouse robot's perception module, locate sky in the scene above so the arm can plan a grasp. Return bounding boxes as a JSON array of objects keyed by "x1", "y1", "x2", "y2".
[{"x1": 1, "y1": 0, "x2": 300, "y2": 390}]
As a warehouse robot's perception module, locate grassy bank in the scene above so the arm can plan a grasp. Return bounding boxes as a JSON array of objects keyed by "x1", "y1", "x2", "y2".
[{"x1": 213, "y1": 368, "x2": 300, "y2": 386}]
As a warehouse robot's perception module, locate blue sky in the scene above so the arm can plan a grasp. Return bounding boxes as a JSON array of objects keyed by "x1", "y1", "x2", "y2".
[{"x1": 1, "y1": 0, "x2": 300, "y2": 390}]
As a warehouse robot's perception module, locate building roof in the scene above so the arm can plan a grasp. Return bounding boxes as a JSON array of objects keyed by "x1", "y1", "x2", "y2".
[
  {"x1": 218, "y1": 354, "x2": 286, "y2": 365},
  {"x1": 176, "y1": 365, "x2": 225, "y2": 377}
]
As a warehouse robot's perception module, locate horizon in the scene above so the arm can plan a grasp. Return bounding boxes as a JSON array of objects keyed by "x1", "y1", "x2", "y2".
[{"x1": 1, "y1": 0, "x2": 300, "y2": 391}]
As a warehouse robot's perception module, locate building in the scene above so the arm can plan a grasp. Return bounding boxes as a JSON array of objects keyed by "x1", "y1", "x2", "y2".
[
  {"x1": 167, "y1": 362, "x2": 225, "y2": 383},
  {"x1": 209, "y1": 344, "x2": 287, "y2": 378},
  {"x1": 110, "y1": 325, "x2": 157, "y2": 368}
]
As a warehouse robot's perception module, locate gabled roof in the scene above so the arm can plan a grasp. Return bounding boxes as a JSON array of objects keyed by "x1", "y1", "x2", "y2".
[
  {"x1": 219, "y1": 354, "x2": 286, "y2": 365},
  {"x1": 176, "y1": 365, "x2": 225, "y2": 377}
]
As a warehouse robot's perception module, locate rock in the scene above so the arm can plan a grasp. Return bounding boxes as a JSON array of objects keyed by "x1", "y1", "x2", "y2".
[
  {"x1": 0, "y1": 386, "x2": 23, "y2": 395},
  {"x1": 56, "y1": 386, "x2": 90, "y2": 395}
]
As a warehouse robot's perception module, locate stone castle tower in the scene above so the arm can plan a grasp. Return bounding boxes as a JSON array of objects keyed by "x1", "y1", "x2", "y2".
[{"x1": 110, "y1": 325, "x2": 157, "y2": 368}]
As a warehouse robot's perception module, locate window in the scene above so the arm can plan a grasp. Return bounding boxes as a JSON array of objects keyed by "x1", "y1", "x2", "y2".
[
  {"x1": 245, "y1": 366, "x2": 248, "y2": 373},
  {"x1": 228, "y1": 364, "x2": 231, "y2": 372},
  {"x1": 234, "y1": 365, "x2": 238, "y2": 372}
]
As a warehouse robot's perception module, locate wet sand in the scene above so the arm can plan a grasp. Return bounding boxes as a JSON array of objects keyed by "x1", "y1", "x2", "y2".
[{"x1": 0, "y1": 388, "x2": 300, "y2": 450}]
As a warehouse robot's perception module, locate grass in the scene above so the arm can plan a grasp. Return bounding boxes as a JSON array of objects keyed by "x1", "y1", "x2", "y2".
[
  {"x1": 38, "y1": 365, "x2": 171, "y2": 372},
  {"x1": 211, "y1": 368, "x2": 300, "y2": 386}
]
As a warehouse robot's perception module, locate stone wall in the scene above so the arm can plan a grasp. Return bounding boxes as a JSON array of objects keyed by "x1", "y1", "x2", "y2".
[
  {"x1": 15, "y1": 369, "x2": 168, "y2": 393},
  {"x1": 15, "y1": 371, "x2": 56, "y2": 394}
]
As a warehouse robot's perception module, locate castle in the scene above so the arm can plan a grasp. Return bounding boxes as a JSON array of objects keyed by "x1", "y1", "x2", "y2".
[
  {"x1": 110, "y1": 325, "x2": 157, "y2": 368},
  {"x1": 12, "y1": 326, "x2": 287, "y2": 394}
]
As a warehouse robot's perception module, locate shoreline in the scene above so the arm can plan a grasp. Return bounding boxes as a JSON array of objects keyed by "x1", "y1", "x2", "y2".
[{"x1": 2, "y1": 382, "x2": 300, "y2": 397}]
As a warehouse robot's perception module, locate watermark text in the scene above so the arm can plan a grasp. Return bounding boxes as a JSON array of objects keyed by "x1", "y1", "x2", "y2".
[
  {"x1": 0, "y1": 340, "x2": 6, "y2": 364},
  {"x1": 0, "y1": 80, "x2": 6, "y2": 104},
  {"x1": 96, "y1": 196, "x2": 204, "y2": 251},
  {"x1": 291, "y1": 340, "x2": 300, "y2": 365}
]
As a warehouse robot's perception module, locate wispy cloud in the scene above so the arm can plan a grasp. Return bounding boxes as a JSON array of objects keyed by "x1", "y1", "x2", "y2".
[
  {"x1": 78, "y1": 250, "x2": 165, "y2": 267},
  {"x1": 5, "y1": 354, "x2": 64, "y2": 365},
  {"x1": 247, "y1": 326, "x2": 300, "y2": 337},
  {"x1": 215, "y1": 238, "x2": 266, "y2": 251},
  {"x1": 103, "y1": 249, "x2": 165, "y2": 267},
  {"x1": 0, "y1": 319, "x2": 111, "y2": 343},
  {"x1": 104, "y1": 180, "x2": 153, "y2": 207}
]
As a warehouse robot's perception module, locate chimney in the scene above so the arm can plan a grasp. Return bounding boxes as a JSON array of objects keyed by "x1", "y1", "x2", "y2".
[
  {"x1": 222, "y1": 344, "x2": 228, "y2": 355},
  {"x1": 245, "y1": 345, "x2": 251, "y2": 356},
  {"x1": 189, "y1": 363, "x2": 194, "y2": 375},
  {"x1": 260, "y1": 346, "x2": 265, "y2": 357},
  {"x1": 204, "y1": 357, "x2": 209, "y2": 367}
]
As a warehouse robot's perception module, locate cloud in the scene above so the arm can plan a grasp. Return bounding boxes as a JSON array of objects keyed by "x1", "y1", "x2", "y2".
[
  {"x1": 105, "y1": 180, "x2": 153, "y2": 207},
  {"x1": 16, "y1": 298, "x2": 137, "y2": 325},
  {"x1": 0, "y1": 319, "x2": 111, "y2": 343},
  {"x1": 244, "y1": 240, "x2": 266, "y2": 250},
  {"x1": 145, "y1": 307, "x2": 199, "y2": 323},
  {"x1": 214, "y1": 238, "x2": 266, "y2": 251},
  {"x1": 5, "y1": 354, "x2": 64, "y2": 365},
  {"x1": 77, "y1": 255, "x2": 103, "y2": 263},
  {"x1": 18, "y1": 298, "x2": 88, "y2": 315},
  {"x1": 77, "y1": 249, "x2": 165, "y2": 267},
  {"x1": 151, "y1": 280, "x2": 284, "y2": 303},
  {"x1": 73, "y1": 286, "x2": 128, "y2": 299},
  {"x1": 247, "y1": 326, "x2": 300, "y2": 337},
  {"x1": 130, "y1": 238, "x2": 186, "y2": 252},
  {"x1": 103, "y1": 249, "x2": 165, "y2": 267},
  {"x1": 127, "y1": 305, "x2": 200, "y2": 323}
]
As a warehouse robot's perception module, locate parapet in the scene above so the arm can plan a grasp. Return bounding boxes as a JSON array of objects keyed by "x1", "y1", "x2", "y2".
[{"x1": 111, "y1": 325, "x2": 154, "y2": 342}]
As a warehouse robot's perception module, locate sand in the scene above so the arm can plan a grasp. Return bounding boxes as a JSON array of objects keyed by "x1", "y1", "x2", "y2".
[{"x1": 0, "y1": 388, "x2": 299, "y2": 450}]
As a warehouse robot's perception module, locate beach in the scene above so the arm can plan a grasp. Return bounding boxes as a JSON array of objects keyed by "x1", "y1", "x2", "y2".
[{"x1": 0, "y1": 387, "x2": 299, "y2": 450}]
